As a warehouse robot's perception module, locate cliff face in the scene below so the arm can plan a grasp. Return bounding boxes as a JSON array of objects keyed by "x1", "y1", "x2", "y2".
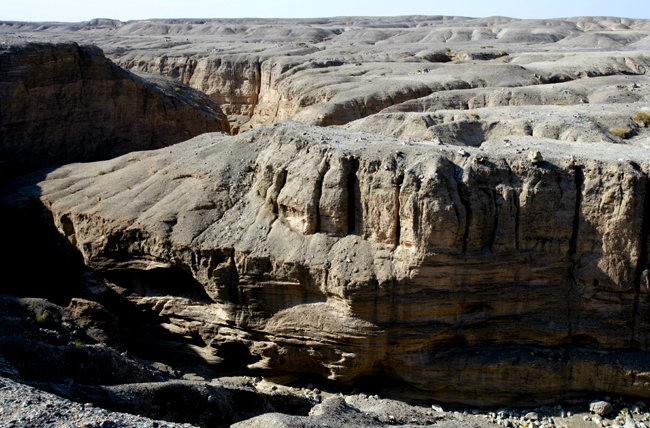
[
  {"x1": 0, "y1": 42, "x2": 229, "y2": 178},
  {"x1": 2, "y1": 17, "x2": 650, "y2": 409},
  {"x1": 10, "y1": 122, "x2": 648, "y2": 405}
]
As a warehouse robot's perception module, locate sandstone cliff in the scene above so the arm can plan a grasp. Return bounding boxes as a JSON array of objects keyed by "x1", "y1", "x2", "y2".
[
  {"x1": 2, "y1": 16, "x2": 650, "y2": 411},
  {"x1": 0, "y1": 42, "x2": 229, "y2": 178},
  {"x1": 5, "y1": 121, "x2": 647, "y2": 406}
]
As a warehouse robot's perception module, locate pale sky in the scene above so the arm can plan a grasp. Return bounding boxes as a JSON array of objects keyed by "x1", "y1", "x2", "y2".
[{"x1": 1, "y1": 0, "x2": 649, "y2": 22}]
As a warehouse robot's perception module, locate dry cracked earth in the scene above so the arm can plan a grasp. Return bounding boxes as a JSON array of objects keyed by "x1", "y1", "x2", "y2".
[{"x1": 1, "y1": 15, "x2": 650, "y2": 428}]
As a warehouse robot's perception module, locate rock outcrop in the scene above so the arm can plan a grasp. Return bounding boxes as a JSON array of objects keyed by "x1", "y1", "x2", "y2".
[
  {"x1": 0, "y1": 295, "x2": 314, "y2": 427},
  {"x1": 5, "y1": 121, "x2": 648, "y2": 406},
  {"x1": 2, "y1": 15, "x2": 650, "y2": 414},
  {"x1": 6, "y1": 17, "x2": 647, "y2": 135},
  {"x1": 0, "y1": 42, "x2": 229, "y2": 179}
]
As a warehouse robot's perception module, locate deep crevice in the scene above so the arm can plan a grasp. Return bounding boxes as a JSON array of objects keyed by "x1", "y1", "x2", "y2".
[
  {"x1": 568, "y1": 165, "x2": 583, "y2": 260},
  {"x1": 247, "y1": 59, "x2": 263, "y2": 119},
  {"x1": 347, "y1": 157, "x2": 359, "y2": 234},
  {"x1": 393, "y1": 172, "x2": 404, "y2": 248},
  {"x1": 487, "y1": 190, "x2": 498, "y2": 251},
  {"x1": 631, "y1": 175, "x2": 650, "y2": 349},
  {"x1": 567, "y1": 164, "x2": 584, "y2": 337},
  {"x1": 271, "y1": 169, "x2": 288, "y2": 214},
  {"x1": 458, "y1": 182, "x2": 472, "y2": 255},
  {"x1": 314, "y1": 159, "x2": 330, "y2": 233},
  {"x1": 514, "y1": 190, "x2": 521, "y2": 251}
]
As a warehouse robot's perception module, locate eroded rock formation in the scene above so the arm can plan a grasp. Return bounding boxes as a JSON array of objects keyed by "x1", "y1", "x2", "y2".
[
  {"x1": 0, "y1": 42, "x2": 229, "y2": 178},
  {"x1": 4, "y1": 121, "x2": 647, "y2": 405},
  {"x1": 1, "y1": 16, "x2": 650, "y2": 415}
]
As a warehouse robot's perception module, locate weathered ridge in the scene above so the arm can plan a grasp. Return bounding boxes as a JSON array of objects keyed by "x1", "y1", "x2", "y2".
[{"x1": 1, "y1": 14, "x2": 650, "y2": 427}]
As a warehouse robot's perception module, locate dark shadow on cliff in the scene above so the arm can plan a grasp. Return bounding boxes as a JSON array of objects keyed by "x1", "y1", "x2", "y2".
[
  {"x1": 0, "y1": 167, "x2": 84, "y2": 303},
  {"x1": 0, "y1": 167, "x2": 274, "y2": 425}
]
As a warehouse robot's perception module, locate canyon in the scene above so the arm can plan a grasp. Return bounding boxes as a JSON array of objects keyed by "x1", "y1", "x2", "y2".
[{"x1": 1, "y1": 15, "x2": 650, "y2": 427}]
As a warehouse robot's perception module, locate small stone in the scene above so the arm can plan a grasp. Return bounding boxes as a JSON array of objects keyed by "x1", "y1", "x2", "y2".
[
  {"x1": 432, "y1": 404, "x2": 444, "y2": 412},
  {"x1": 528, "y1": 150, "x2": 543, "y2": 164},
  {"x1": 590, "y1": 400, "x2": 613, "y2": 416},
  {"x1": 525, "y1": 412, "x2": 540, "y2": 421}
]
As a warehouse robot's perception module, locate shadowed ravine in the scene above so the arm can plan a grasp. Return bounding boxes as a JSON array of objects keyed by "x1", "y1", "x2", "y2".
[{"x1": 1, "y1": 15, "x2": 650, "y2": 428}]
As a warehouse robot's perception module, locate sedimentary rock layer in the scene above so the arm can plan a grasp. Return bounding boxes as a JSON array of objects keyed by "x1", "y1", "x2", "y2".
[
  {"x1": 3, "y1": 17, "x2": 648, "y2": 135},
  {"x1": 7, "y1": 121, "x2": 648, "y2": 405},
  {"x1": 0, "y1": 42, "x2": 229, "y2": 178}
]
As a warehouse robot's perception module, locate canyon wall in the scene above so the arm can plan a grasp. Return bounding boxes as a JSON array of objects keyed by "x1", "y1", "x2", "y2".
[
  {"x1": 0, "y1": 42, "x2": 229, "y2": 178},
  {"x1": 7, "y1": 122, "x2": 646, "y2": 405},
  {"x1": 1, "y1": 17, "x2": 650, "y2": 409}
]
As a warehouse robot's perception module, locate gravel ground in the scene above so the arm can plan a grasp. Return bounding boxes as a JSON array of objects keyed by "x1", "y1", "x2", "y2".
[
  {"x1": 3, "y1": 374, "x2": 650, "y2": 427},
  {"x1": 0, "y1": 377, "x2": 197, "y2": 428}
]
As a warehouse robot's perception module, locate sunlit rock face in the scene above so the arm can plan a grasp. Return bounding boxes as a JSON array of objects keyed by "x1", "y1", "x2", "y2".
[
  {"x1": 9, "y1": 121, "x2": 644, "y2": 405},
  {"x1": 1, "y1": 15, "x2": 650, "y2": 407}
]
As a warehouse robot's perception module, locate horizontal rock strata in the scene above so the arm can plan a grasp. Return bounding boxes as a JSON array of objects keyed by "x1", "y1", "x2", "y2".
[
  {"x1": 5, "y1": 121, "x2": 648, "y2": 405},
  {"x1": 0, "y1": 42, "x2": 229, "y2": 178}
]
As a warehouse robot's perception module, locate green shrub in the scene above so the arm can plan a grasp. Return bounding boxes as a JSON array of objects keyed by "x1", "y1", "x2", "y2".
[
  {"x1": 609, "y1": 127, "x2": 631, "y2": 138},
  {"x1": 74, "y1": 339, "x2": 85, "y2": 347},
  {"x1": 633, "y1": 112, "x2": 650, "y2": 127},
  {"x1": 36, "y1": 310, "x2": 50, "y2": 323}
]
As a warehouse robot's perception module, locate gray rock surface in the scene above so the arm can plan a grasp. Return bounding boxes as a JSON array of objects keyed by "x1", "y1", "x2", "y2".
[
  {"x1": 0, "y1": 42, "x2": 229, "y2": 178},
  {"x1": 1, "y1": 14, "x2": 650, "y2": 423},
  {"x1": 232, "y1": 395, "x2": 496, "y2": 428},
  {"x1": 590, "y1": 400, "x2": 614, "y2": 416},
  {"x1": 0, "y1": 376, "x2": 196, "y2": 428},
  {"x1": 3, "y1": 119, "x2": 647, "y2": 406}
]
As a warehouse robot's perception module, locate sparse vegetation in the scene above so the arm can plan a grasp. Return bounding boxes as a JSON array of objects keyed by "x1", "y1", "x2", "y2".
[
  {"x1": 74, "y1": 338, "x2": 85, "y2": 346},
  {"x1": 174, "y1": 86, "x2": 182, "y2": 92},
  {"x1": 36, "y1": 310, "x2": 50, "y2": 323},
  {"x1": 98, "y1": 170, "x2": 106, "y2": 176},
  {"x1": 609, "y1": 127, "x2": 631, "y2": 138},
  {"x1": 633, "y1": 112, "x2": 650, "y2": 127}
]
